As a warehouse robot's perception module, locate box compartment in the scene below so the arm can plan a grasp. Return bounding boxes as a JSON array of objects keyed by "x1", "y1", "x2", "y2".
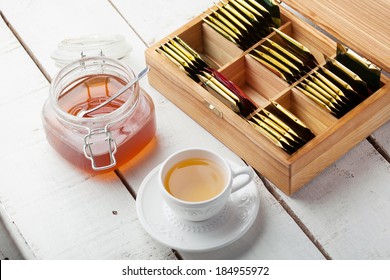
[{"x1": 145, "y1": 3, "x2": 390, "y2": 195}]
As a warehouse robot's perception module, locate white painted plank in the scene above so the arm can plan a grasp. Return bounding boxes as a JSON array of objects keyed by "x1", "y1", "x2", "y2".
[
  {"x1": 0, "y1": 217, "x2": 23, "y2": 260},
  {"x1": 109, "y1": 0, "x2": 215, "y2": 45},
  {"x1": 110, "y1": 1, "x2": 325, "y2": 259},
  {"x1": 1, "y1": 0, "x2": 149, "y2": 78},
  {"x1": 0, "y1": 9, "x2": 175, "y2": 259},
  {"x1": 121, "y1": 82, "x2": 324, "y2": 259},
  {"x1": 272, "y1": 140, "x2": 390, "y2": 259},
  {"x1": 371, "y1": 120, "x2": 390, "y2": 157},
  {"x1": 1, "y1": 0, "x2": 326, "y2": 259},
  {"x1": 113, "y1": 0, "x2": 390, "y2": 260}
]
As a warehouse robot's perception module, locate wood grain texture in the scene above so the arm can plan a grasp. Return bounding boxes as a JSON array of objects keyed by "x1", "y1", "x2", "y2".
[
  {"x1": 0, "y1": 2, "x2": 175, "y2": 260},
  {"x1": 1, "y1": 0, "x2": 389, "y2": 260},
  {"x1": 273, "y1": 140, "x2": 390, "y2": 259},
  {"x1": 283, "y1": 0, "x2": 390, "y2": 72},
  {"x1": 109, "y1": 0, "x2": 216, "y2": 46},
  {"x1": 145, "y1": 3, "x2": 390, "y2": 195}
]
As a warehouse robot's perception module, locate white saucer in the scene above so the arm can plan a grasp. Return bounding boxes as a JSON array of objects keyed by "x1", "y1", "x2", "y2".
[{"x1": 136, "y1": 161, "x2": 260, "y2": 252}]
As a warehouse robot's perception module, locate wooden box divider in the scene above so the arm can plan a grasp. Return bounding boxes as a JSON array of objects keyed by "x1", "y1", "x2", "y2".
[{"x1": 145, "y1": 3, "x2": 390, "y2": 195}]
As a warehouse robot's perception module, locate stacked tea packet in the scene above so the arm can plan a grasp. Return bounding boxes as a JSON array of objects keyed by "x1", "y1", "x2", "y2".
[
  {"x1": 156, "y1": 0, "x2": 382, "y2": 155},
  {"x1": 157, "y1": 36, "x2": 258, "y2": 118},
  {"x1": 203, "y1": 0, "x2": 281, "y2": 50},
  {"x1": 296, "y1": 43, "x2": 381, "y2": 118},
  {"x1": 250, "y1": 28, "x2": 318, "y2": 84},
  {"x1": 248, "y1": 100, "x2": 315, "y2": 155}
]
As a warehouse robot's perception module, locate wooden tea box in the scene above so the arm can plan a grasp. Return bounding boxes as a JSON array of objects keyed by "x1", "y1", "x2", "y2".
[{"x1": 145, "y1": 0, "x2": 390, "y2": 195}]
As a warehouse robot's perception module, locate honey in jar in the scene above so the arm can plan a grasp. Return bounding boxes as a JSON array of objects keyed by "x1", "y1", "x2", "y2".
[{"x1": 42, "y1": 56, "x2": 156, "y2": 172}]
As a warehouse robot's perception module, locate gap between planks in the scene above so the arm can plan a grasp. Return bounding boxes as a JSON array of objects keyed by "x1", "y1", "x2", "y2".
[
  {"x1": 257, "y1": 172, "x2": 332, "y2": 260},
  {"x1": 3, "y1": 4, "x2": 390, "y2": 260},
  {"x1": 107, "y1": 0, "x2": 149, "y2": 47},
  {"x1": 0, "y1": 11, "x2": 52, "y2": 82}
]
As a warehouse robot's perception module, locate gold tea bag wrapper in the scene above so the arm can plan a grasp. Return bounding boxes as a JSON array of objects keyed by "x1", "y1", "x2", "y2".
[
  {"x1": 320, "y1": 67, "x2": 356, "y2": 93},
  {"x1": 303, "y1": 78, "x2": 343, "y2": 106},
  {"x1": 260, "y1": 45, "x2": 301, "y2": 73},
  {"x1": 254, "y1": 113, "x2": 296, "y2": 142},
  {"x1": 270, "y1": 99, "x2": 309, "y2": 129},
  {"x1": 156, "y1": 48, "x2": 187, "y2": 74},
  {"x1": 272, "y1": 28, "x2": 312, "y2": 57},
  {"x1": 221, "y1": 1, "x2": 254, "y2": 27},
  {"x1": 246, "y1": 0, "x2": 270, "y2": 14},
  {"x1": 248, "y1": 120, "x2": 285, "y2": 150},
  {"x1": 296, "y1": 85, "x2": 334, "y2": 113},
  {"x1": 201, "y1": 71, "x2": 239, "y2": 102},
  {"x1": 249, "y1": 53, "x2": 288, "y2": 82},
  {"x1": 198, "y1": 74, "x2": 240, "y2": 113},
  {"x1": 173, "y1": 36, "x2": 208, "y2": 67},
  {"x1": 337, "y1": 43, "x2": 381, "y2": 73},
  {"x1": 217, "y1": 6, "x2": 248, "y2": 32},
  {"x1": 205, "y1": 14, "x2": 240, "y2": 41},
  {"x1": 313, "y1": 71, "x2": 348, "y2": 99},
  {"x1": 165, "y1": 42, "x2": 196, "y2": 68},
  {"x1": 325, "y1": 55, "x2": 369, "y2": 97},
  {"x1": 325, "y1": 56, "x2": 364, "y2": 83},
  {"x1": 336, "y1": 43, "x2": 381, "y2": 91},
  {"x1": 247, "y1": 0, "x2": 281, "y2": 27},
  {"x1": 160, "y1": 44, "x2": 193, "y2": 69},
  {"x1": 168, "y1": 37, "x2": 196, "y2": 62},
  {"x1": 310, "y1": 75, "x2": 347, "y2": 105},
  {"x1": 266, "y1": 39, "x2": 305, "y2": 68},
  {"x1": 202, "y1": 17, "x2": 238, "y2": 44},
  {"x1": 252, "y1": 50, "x2": 294, "y2": 76},
  {"x1": 235, "y1": 0, "x2": 264, "y2": 18},
  {"x1": 252, "y1": 115, "x2": 294, "y2": 148},
  {"x1": 300, "y1": 82, "x2": 339, "y2": 111},
  {"x1": 210, "y1": 9, "x2": 244, "y2": 37},
  {"x1": 261, "y1": 108, "x2": 301, "y2": 139},
  {"x1": 249, "y1": 118, "x2": 297, "y2": 154},
  {"x1": 229, "y1": 0, "x2": 265, "y2": 23}
]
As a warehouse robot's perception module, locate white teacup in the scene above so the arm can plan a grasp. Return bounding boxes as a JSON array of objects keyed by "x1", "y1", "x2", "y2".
[{"x1": 159, "y1": 148, "x2": 254, "y2": 221}]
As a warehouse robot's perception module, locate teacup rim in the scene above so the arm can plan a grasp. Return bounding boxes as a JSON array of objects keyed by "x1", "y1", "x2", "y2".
[{"x1": 158, "y1": 147, "x2": 231, "y2": 205}]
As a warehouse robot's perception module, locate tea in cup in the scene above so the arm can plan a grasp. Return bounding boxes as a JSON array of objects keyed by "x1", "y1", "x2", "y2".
[{"x1": 159, "y1": 148, "x2": 254, "y2": 221}]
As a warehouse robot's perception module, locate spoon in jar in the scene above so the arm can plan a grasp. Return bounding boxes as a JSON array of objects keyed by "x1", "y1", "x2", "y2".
[{"x1": 77, "y1": 66, "x2": 150, "y2": 117}]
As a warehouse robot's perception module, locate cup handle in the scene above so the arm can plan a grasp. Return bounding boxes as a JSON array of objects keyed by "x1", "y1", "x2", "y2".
[{"x1": 231, "y1": 165, "x2": 254, "y2": 193}]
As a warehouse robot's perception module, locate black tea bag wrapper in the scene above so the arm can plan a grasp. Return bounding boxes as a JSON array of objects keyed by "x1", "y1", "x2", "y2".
[
  {"x1": 325, "y1": 56, "x2": 369, "y2": 98},
  {"x1": 336, "y1": 43, "x2": 381, "y2": 92}
]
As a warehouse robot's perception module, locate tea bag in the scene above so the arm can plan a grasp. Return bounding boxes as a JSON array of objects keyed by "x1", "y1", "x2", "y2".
[
  {"x1": 249, "y1": 0, "x2": 281, "y2": 27},
  {"x1": 248, "y1": 101, "x2": 314, "y2": 154},
  {"x1": 199, "y1": 68, "x2": 258, "y2": 117},
  {"x1": 198, "y1": 74, "x2": 241, "y2": 113},
  {"x1": 325, "y1": 56, "x2": 369, "y2": 98},
  {"x1": 156, "y1": 37, "x2": 210, "y2": 82},
  {"x1": 248, "y1": 53, "x2": 289, "y2": 82},
  {"x1": 234, "y1": 0, "x2": 274, "y2": 27},
  {"x1": 272, "y1": 28, "x2": 318, "y2": 69},
  {"x1": 265, "y1": 39, "x2": 308, "y2": 73},
  {"x1": 296, "y1": 66, "x2": 366, "y2": 118},
  {"x1": 249, "y1": 115, "x2": 298, "y2": 154},
  {"x1": 203, "y1": 0, "x2": 279, "y2": 50},
  {"x1": 268, "y1": 100, "x2": 316, "y2": 141},
  {"x1": 250, "y1": 49, "x2": 296, "y2": 83},
  {"x1": 336, "y1": 43, "x2": 381, "y2": 92}
]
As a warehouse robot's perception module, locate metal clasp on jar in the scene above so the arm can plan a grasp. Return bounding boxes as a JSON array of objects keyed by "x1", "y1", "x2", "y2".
[{"x1": 83, "y1": 126, "x2": 117, "y2": 171}]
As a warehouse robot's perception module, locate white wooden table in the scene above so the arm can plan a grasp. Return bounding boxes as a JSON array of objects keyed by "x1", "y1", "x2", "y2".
[{"x1": 0, "y1": 0, "x2": 389, "y2": 260}]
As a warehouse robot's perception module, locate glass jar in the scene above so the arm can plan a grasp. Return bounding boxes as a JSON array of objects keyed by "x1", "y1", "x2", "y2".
[{"x1": 42, "y1": 56, "x2": 156, "y2": 172}]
